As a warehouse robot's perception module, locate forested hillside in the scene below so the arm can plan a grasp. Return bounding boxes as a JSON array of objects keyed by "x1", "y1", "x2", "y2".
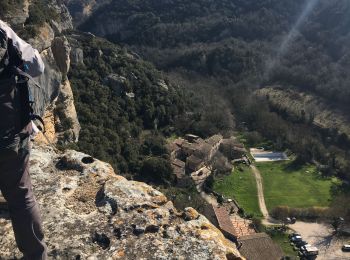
[
  {"x1": 78, "y1": 0, "x2": 350, "y2": 180},
  {"x1": 66, "y1": 33, "x2": 187, "y2": 179},
  {"x1": 81, "y1": 0, "x2": 350, "y2": 105}
]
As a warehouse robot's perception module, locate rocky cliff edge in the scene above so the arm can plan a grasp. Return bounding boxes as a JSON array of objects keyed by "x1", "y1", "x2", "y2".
[{"x1": 0, "y1": 144, "x2": 243, "y2": 260}]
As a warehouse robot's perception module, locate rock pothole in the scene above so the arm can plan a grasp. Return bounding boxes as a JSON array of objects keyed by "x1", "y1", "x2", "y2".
[{"x1": 64, "y1": 177, "x2": 101, "y2": 214}]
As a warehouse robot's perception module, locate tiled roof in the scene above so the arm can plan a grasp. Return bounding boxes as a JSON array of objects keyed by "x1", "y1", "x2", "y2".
[
  {"x1": 174, "y1": 138, "x2": 185, "y2": 146},
  {"x1": 205, "y1": 134, "x2": 223, "y2": 146},
  {"x1": 212, "y1": 206, "x2": 238, "y2": 238},
  {"x1": 194, "y1": 143, "x2": 212, "y2": 159},
  {"x1": 238, "y1": 233, "x2": 284, "y2": 260},
  {"x1": 172, "y1": 159, "x2": 186, "y2": 168},
  {"x1": 166, "y1": 143, "x2": 180, "y2": 153},
  {"x1": 186, "y1": 155, "x2": 203, "y2": 170}
]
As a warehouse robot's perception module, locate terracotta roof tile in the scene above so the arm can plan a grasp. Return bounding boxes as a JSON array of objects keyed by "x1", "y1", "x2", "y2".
[
  {"x1": 238, "y1": 233, "x2": 284, "y2": 260},
  {"x1": 212, "y1": 206, "x2": 238, "y2": 238}
]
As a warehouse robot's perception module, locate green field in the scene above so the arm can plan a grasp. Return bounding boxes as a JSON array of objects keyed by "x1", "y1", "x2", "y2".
[
  {"x1": 213, "y1": 166, "x2": 262, "y2": 217},
  {"x1": 257, "y1": 161, "x2": 340, "y2": 210}
]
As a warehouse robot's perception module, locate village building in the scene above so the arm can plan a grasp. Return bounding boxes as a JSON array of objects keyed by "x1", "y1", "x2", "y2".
[
  {"x1": 185, "y1": 134, "x2": 201, "y2": 143},
  {"x1": 181, "y1": 141, "x2": 199, "y2": 157},
  {"x1": 205, "y1": 134, "x2": 223, "y2": 149},
  {"x1": 238, "y1": 233, "x2": 284, "y2": 260},
  {"x1": 171, "y1": 159, "x2": 192, "y2": 188},
  {"x1": 166, "y1": 142, "x2": 181, "y2": 160},
  {"x1": 220, "y1": 138, "x2": 247, "y2": 160},
  {"x1": 186, "y1": 155, "x2": 204, "y2": 173},
  {"x1": 167, "y1": 134, "x2": 244, "y2": 187},
  {"x1": 193, "y1": 143, "x2": 212, "y2": 161},
  {"x1": 191, "y1": 166, "x2": 211, "y2": 187},
  {"x1": 210, "y1": 206, "x2": 238, "y2": 242}
]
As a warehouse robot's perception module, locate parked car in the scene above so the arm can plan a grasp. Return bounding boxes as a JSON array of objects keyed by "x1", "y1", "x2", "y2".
[
  {"x1": 288, "y1": 232, "x2": 301, "y2": 239},
  {"x1": 300, "y1": 244, "x2": 312, "y2": 252},
  {"x1": 295, "y1": 240, "x2": 308, "y2": 248},
  {"x1": 342, "y1": 245, "x2": 350, "y2": 252},
  {"x1": 302, "y1": 246, "x2": 319, "y2": 256},
  {"x1": 291, "y1": 235, "x2": 302, "y2": 242}
]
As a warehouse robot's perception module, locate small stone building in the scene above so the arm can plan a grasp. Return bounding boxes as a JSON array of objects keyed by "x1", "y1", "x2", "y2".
[
  {"x1": 171, "y1": 159, "x2": 192, "y2": 188},
  {"x1": 238, "y1": 233, "x2": 284, "y2": 260},
  {"x1": 211, "y1": 206, "x2": 238, "y2": 243},
  {"x1": 186, "y1": 155, "x2": 204, "y2": 172}
]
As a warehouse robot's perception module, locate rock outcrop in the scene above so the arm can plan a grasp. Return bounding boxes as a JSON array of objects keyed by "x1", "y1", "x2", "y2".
[
  {"x1": 0, "y1": 145, "x2": 243, "y2": 260},
  {"x1": 63, "y1": 0, "x2": 111, "y2": 26},
  {"x1": 55, "y1": 80, "x2": 81, "y2": 143}
]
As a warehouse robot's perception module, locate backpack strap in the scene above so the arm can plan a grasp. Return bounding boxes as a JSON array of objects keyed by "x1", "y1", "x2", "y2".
[
  {"x1": 11, "y1": 66, "x2": 46, "y2": 133},
  {"x1": 12, "y1": 66, "x2": 42, "y2": 89}
]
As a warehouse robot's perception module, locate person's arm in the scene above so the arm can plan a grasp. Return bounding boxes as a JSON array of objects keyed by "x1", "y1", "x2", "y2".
[{"x1": 0, "y1": 20, "x2": 45, "y2": 77}]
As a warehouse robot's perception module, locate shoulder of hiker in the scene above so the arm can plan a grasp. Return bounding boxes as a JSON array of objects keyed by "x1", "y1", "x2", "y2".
[{"x1": 0, "y1": 20, "x2": 45, "y2": 77}]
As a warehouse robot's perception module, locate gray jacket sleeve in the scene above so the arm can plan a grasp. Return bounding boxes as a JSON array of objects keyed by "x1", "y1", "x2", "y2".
[{"x1": 0, "y1": 20, "x2": 45, "y2": 77}]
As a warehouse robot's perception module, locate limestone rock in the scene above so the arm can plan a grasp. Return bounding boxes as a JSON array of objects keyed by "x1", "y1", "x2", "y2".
[
  {"x1": 63, "y1": 0, "x2": 111, "y2": 26},
  {"x1": 50, "y1": 2, "x2": 73, "y2": 34},
  {"x1": 33, "y1": 48, "x2": 62, "y2": 117},
  {"x1": 104, "y1": 74, "x2": 127, "y2": 95},
  {"x1": 29, "y1": 22, "x2": 55, "y2": 52},
  {"x1": 0, "y1": 145, "x2": 243, "y2": 260},
  {"x1": 70, "y1": 47, "x2": 84, "y2": 65},
  {"x1": 52, "y1": 36, "x2": 71, "y2": 77},
  {"x1": 3, "y1": 0, "x2": 30, "y2": 29},
  {"x1": 35, "y1": 105, "x2": 58, "y2": 145},
  {"x1": 55, "y1": 80, "x2": 81, "y2": 143}
]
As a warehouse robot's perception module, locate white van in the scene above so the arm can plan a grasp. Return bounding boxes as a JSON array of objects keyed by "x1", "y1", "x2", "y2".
[
  {"x1": 342, "y1": 244, "x2": 350, "y2": 252},
  {"x1": 303, "y1": 246, "x2": 319, "y2": 256}
]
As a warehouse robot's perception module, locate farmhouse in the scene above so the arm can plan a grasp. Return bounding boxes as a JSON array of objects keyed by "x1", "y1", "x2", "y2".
[
  {"x1": 238, "y1": 233, "x2": 284, "y2": 260},
  {"x1": 211, "y1": 206, "x2": 238, "y2": 242},
  {"x1": 186, "y1": 155, "x2": 204, "y2": 172},
  {"x1": 171, "y1": 159, "x2": 192, "y2": 188},
  {"x1": 168, "y1": 134, "x2": 244, "y2": 187},
  {"x1": 220, "y1": 138, "x2": 247, "y2": 160}
]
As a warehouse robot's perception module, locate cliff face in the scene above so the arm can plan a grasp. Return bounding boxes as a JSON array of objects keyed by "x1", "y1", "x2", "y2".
[
  {"x1": 0, "y1": 144, "x2": 243, "y2": 259},
  {"x1": 63, "y1": 0, "x2": 111, "y2": 27}
]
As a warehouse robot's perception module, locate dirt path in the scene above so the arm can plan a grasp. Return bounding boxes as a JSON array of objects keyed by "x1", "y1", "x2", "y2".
[{"x1": 250, "y1": 165, "x2": 269, "y2": 218}]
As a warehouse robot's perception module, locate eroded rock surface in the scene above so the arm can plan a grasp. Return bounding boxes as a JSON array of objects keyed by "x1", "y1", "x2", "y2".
[{"x1": 0, "y1": 145, "x2": 243, "y2": 260}]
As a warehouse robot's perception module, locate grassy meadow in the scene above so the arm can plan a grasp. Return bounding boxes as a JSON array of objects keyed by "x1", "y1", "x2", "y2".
[
  {"x1": 213, "y1": 166, "x2": 262, "y2": 217},
  {"x1": 256, "y1": 161, "x2": 340, "y2": 210}
]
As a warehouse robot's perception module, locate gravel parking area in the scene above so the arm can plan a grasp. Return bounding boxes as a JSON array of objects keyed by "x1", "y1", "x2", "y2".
[{"x1": 290, "y1": 221, "x2": 350, "y2": 260}]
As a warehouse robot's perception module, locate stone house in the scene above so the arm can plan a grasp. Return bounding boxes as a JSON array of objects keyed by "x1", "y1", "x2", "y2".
[
  {"x1": 166, "y1": 142, "x2": 182, "y2": 160},
  {"x1": 211, "y1": 206, "x2": 239, "y2": 243},
  {"x1": 186, "y1": 155, "x2": 204, "y2": 172},
  {"x1": 171, "y1": 159, "x2": 192, "y2": 188},
  {"x1": 205, "y1": 134, "x2": 223, "y2": 150},
  {"x1": 220, "y1": 139, "x2": 247, "y2": 160},
  {"x1": 193, "y1": 143, "x2": 212, "y2": 161},
  {"x1": 185, "y1": 134, "x2": 201, "y2": 143},
  {"x1": 191, "y1": 166, "x2": 211, "y2": 186},
  {"x1": 238, "y1": 233, "x2": 284, "y2": 260}
]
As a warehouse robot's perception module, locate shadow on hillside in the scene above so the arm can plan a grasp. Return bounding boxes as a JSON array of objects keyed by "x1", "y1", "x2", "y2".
[{"x1": 283, "y1": 160, "x2": 303, "y2": 172}]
